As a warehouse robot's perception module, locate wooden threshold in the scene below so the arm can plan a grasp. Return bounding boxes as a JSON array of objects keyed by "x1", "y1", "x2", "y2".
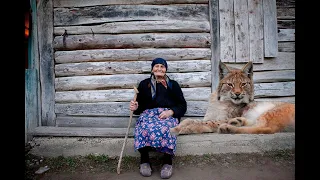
[{"x1": 29, "y1": 126, "x2": 134, "y2": 137}]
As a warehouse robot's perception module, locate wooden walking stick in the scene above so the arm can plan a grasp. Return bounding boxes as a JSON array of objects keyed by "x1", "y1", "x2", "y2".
[{"x1": 117, "y1": 86, "x2": 139, "y2": 174}]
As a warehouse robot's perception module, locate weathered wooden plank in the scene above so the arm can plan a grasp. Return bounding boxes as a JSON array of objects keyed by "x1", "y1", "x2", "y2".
[
  {"x1": 30, "y1": 0, "x2": 41, "y2": 134},
  {"x1": 55, "y1": 101, "x2": 209, "y2": 116},
  {"x1": 253, "y1": 70, "x2": 295, "y2": 83},
  {"x1": 225, "y1": 52, "x2": 294, "y2": 70},
  {"x1": 219, "y1": 0, "x2": 235, "y2": 62},
  {"x1": 30, "y1": 126, "x2": 134, "y2": 137},
  {"x1": 55, "y1": 60, "x2": 211, "y2": 77},
  {"x1": 53, "y1": 33, "x2": 211, "y2": 51},
  {"x1": 276, "y1": 0, "x2": 295, "y2": 8},
  {"x1": 55, "y1": 87, "x2": 211, "y2": 103},
  {"x1": 278, "y1": 29, "x2": 295, "y2": 42},
  {"x1": 255, "y1": 96, "x2": 295, "y2": 104},
  {"x1": 55, "y1": 72, "x2": 211, "y2": 91},
  {"x1": 277, "y1": 20, "x2": 295, "y2": 29},
  {"x1": 263, "y1": 0, "x2": 278, "y2": 57},
  {"x1": 277, "y1": 7, "x2": 295, "y2": 20},
  {"x1": 38, "y1": 0, "x2": 56, "y2": 126},
  {"x1": 278, "y1": 42, "x2": 295, "y2": 52},
  {"x1": 54, "y1": 0, "x2": 209, "y2": 7},
  {"x1": 56, "y1": 116, "x2": 204, "y2": 128},
  {"x1": 54, "y1": 4, "x2": 209, "y2": 26},
  {"x1": 234, "y1": 0, "x2": 249, "y2": 62},
  {"x1": 209, "y1": 0, "x2": 220, "y2": 91},
  {"x1": 54, "y1": 20, "x2": 210, "y2": 35},
  {"x1": 25, "y1": 69, "x2": 39, "y2": 132},
  {"x1": 248, "y1": 0, "x2": 264, "y2": 63},
  {"x1": 55, "y1": 48, "x2": 211, "y2": 64},
  {"x1": 254, "y1": 81, "x2": 295, "y2": 98}
]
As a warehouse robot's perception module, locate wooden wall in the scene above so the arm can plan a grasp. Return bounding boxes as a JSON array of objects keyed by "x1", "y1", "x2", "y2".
[
  {"x1": 225, "y1": 0, "x2": 295, "y2": 104},
  {"x1": 49, "y1": 0, "x2": 294, "y2": 129},
  {"x1": 53, "y1": 0, "x2": 212, "y2": 128}
]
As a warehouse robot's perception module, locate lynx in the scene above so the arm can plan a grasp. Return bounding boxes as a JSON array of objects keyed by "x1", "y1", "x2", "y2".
[{"x1": 170, "y1": 61, "x2": 295, "y2": 135}]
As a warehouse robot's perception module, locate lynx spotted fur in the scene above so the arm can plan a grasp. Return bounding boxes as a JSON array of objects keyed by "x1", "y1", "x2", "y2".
[{"x1": 170, "y1": 61, "x2": 295, "y2": 135}]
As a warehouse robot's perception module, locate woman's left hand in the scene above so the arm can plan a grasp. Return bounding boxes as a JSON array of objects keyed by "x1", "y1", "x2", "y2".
[{"x1": 159, "y1": 110, "x2": 174, "y2": 119}]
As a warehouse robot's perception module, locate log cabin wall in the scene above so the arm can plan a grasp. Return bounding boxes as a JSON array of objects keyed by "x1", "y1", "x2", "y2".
[
  {"x1": 53, "y1": 0, "x2": 212, "y2": 128},
  {"x1": 31, "y1": 0, "x2": 294, "y2": 136}
]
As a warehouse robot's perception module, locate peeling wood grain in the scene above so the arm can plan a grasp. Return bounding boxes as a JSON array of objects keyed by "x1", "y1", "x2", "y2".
[
  {"x1": 254, "y1": 81, "x2": 295, "y2": 98},
  {"x1": 55, "y1": 87, "x2": 212, "y2": 103},
  {"x1": 53, "y1": 33, "x2": 211, "y2": 50},
  {"x1": 54, "y1": 4, "x2": 209, "y2": 26},
  {"x1": 277, "y1": 7, "x2": 295, "y2": 19},
  {"x1": 55, "y1": 72, "x2": 211, "y2": 91},
  {"x1": 277, "y1": 20, "x2": 295, "y2": 29},
  {"x1": 248, "y1": 0, "x2": 264, "y2": 63},
  {"x1": 54, "y1": 48, "x2": 212, "y2": 64},
  {"x1": 55, "y1": 60, "x2": 211, "y2": 76},
  {"x1": 263, "y1": 0, "x2": 278, "y2": 57},
  {"x1": 276, "y1": 0, "x2": 295, "y2": 8},
  {"x1": 54, "y1": 20, "x2": 210, "y2": 35},
  {"x1": 209, "y1": 0, "x2": 220, "y2": 91},
  {"x1": 278, "y1": 29, "x2": 295, "y2": 42},
  {"x1": 255, "y1": 96, "x2": 295, "y2": 104},
  {"x1": 219, "y1": 0, "x2": 235, "y2": 62},
  {"x1": 225, "y1": 52, "x2": 295, "y2": 70},
  {"x1": 278, "y1": 42, "x2": 295, "y2": 52},
  {"x1": 253, "y1": 70, "x2": 295, "y2": 83},
  {"x1": 54, "y1": 0, "x2": 209, "y2": 7},
  {"x1": 38, "y1": 0, "x2": 56, "y2": 126},
  {"x1": 234, "y1": 0, "x2": 249, "y2": 62}
]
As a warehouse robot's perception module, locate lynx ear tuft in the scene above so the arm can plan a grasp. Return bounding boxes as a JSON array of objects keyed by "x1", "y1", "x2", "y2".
[
  {"x1": 241, "y1": 61, "x2": 253, "y2": 79},
  {"x1": 219, "y1": 60, "x2": 231, "y2": 80}
]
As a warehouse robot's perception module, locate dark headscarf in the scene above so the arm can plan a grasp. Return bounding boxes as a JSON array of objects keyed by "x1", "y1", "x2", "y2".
[
  {"x1": 150, "y1": 58, "x2": 171, "y2": 99},
  {"x1": 151, "y1": 58, "x2": 168, "y2": 70}
]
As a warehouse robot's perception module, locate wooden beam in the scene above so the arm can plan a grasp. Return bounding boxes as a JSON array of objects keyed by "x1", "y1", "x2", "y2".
[
  {"x1": 54, "y1": 4, "x2": 209, "y2": 26},
  {"x1": 55, "y1": 60, "x2": 211, "y2": 76},
  {"x1": 234, "y1": 0, "x2": 249, "y2": 62},
  {"x1": 263, "y1": 0, "x2": 278, "y2": 57},
  {"x1": 55, "y1": 72, "x2": 211, "y2": 91},
  {"x1": 38, "y1": 0, "x2": 56, "y2": 126},
  {"x1": 55, "y1": 48, "x2": 211, "y2": 64},
  {"x1": 219, "y1": 0, "x2": 235, "y2": 62},
  {"x1": 55, "y1": 101, "x2": 209, "y2": 116},
  {"x1": 55, "y1": 87, "x2": 211, "y2": 103},
  {"x1": 54, "y1": 20, "x2": 210, "y2": 35},
  {"x1": 209, "y1": 0, "x2": 220, "y2": 91},
  {"x1": 54, "y1": 0, "x2": 209, "y2": 7},
  {"x1": 225, "y1": 52, "x2": 295, "y2": 70},
  {"x1": 53, "y1": 33, "x2": 211, "y2": 51},
  {"x1": 248, "y1": 0, "x2": 264, "y2": 63}
]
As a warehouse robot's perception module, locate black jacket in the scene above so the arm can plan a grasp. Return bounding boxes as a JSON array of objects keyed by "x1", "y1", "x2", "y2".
[{"x1": 133, "y1": 77, "x2": 187, "y2": 121}]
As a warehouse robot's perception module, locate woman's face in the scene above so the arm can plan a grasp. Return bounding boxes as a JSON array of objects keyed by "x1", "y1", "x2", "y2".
[{"x1": 152, "y1": 64, "x2": 166, "y2": 77}]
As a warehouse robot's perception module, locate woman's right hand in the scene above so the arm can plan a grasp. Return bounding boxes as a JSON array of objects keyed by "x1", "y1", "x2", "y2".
[{"x1": 130, "y1": 100, "x2": 138, "y2": 111}]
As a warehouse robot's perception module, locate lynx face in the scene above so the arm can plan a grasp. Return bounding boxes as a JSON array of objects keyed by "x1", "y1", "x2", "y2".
[{"x1": 218, "y1": 61, "x2": 254, "y2": 105}]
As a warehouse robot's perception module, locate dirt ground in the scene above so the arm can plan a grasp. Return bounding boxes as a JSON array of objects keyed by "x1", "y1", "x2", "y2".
[{"x1": 25, "y1": 147, "x2": 295, "y2": 180}]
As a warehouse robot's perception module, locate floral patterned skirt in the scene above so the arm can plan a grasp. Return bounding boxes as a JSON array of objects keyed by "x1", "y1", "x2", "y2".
[{"x1": 134, "y1": 108, "x2": 179, "y2": 155}]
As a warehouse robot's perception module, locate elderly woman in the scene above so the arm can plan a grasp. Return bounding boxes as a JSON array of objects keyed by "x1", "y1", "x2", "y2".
[{"x1": 130, "y1": 58, "x2": 187, "y2": 179}]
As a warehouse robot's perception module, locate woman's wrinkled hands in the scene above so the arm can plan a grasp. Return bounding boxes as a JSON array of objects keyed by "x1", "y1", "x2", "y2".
[
  {"x1": 159, "y1": 110, "x2": 174, "y2": 119},
  {"x1": 130, "y1": 100, "x2": 138, "y2": 111}
]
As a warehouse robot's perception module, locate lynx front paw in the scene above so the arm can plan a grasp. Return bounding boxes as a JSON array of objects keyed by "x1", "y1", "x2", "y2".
[
  {"x1": 227, "y1": 117, "x2": 246, "y2": 127},
  {"x1": 217, "y1": 123, "x2": 237, "y2": 134}
]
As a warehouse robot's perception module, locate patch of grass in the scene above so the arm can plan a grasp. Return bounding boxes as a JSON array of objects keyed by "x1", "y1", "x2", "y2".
[{"x1": 85, "y1": 154, "x2": 110, "y2": 163}]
